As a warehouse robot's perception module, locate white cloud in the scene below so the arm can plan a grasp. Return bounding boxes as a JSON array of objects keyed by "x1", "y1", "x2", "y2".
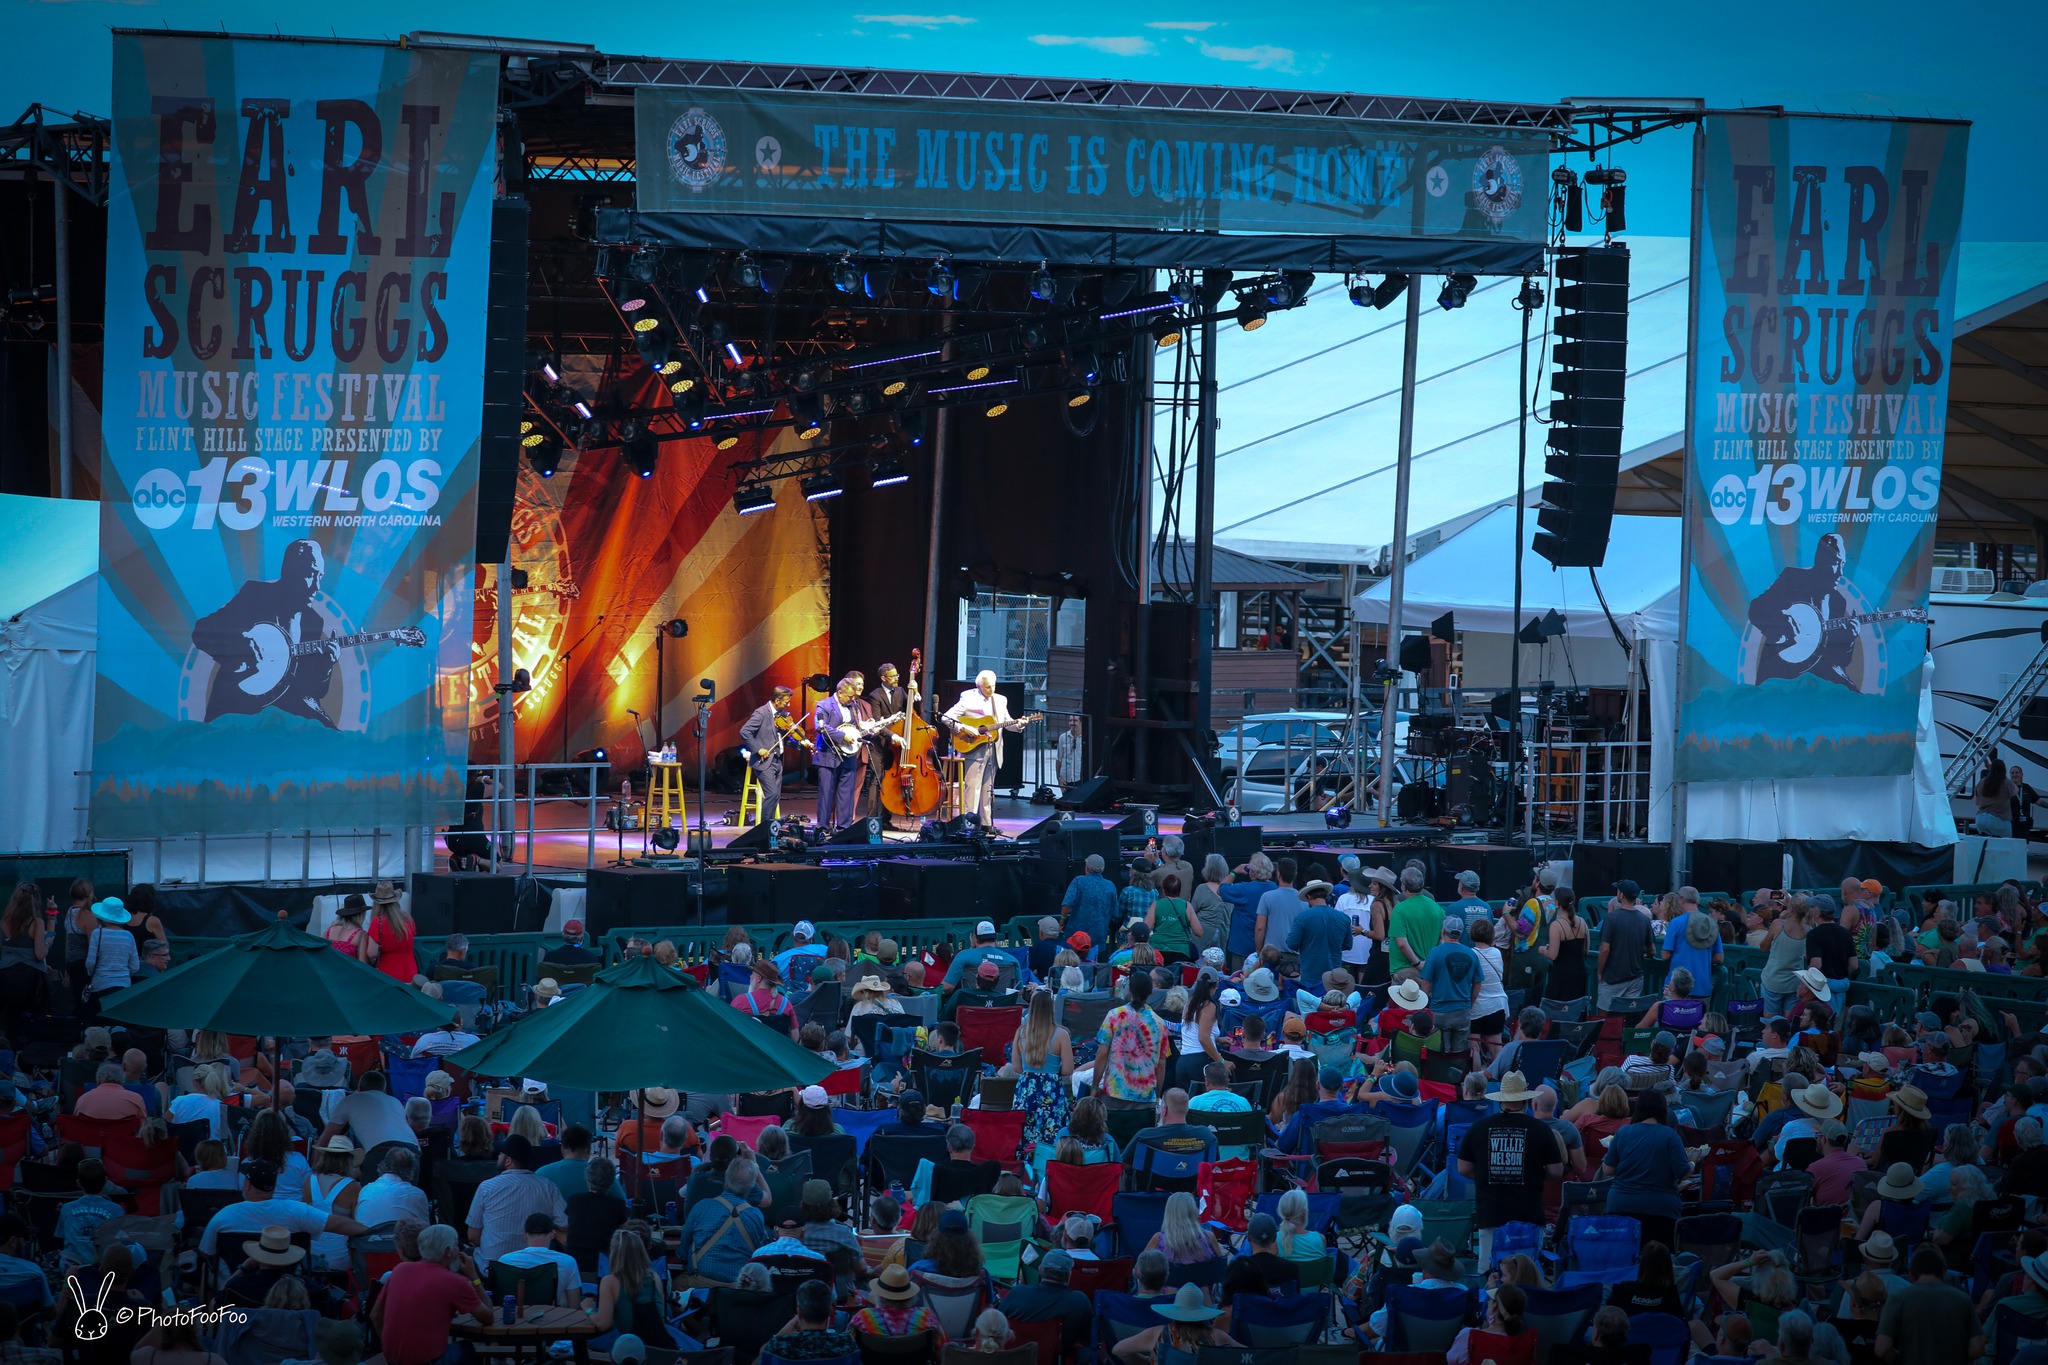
[
  {"x1": 1028, "y1": 34, "x2": 1156, "y2": 56},
  {"x1": 854, "y1": 13, "x2": 977, "y2": 27},
  {"x1": 1146, "y1": 20, "x2": 1216, "y2": 29},
  {"x1": 1198, "y1": 41, "x2": 1297, "y2": 72}
]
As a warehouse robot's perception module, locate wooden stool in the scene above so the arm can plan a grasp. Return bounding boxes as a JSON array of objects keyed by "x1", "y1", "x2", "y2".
[
  {"x1": 739, "y1": 764, "x2": 780, "y2": 825},
  {"x1": 647, "y1": 760, "x2": 685, "y2": 831}
]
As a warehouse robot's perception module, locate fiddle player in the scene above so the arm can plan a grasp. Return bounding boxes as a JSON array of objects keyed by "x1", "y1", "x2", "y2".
[
  {"x1": 738, "y1": 685, "x2": 805, "y2": 825},
  {"x1": 941, "y1": 671, "x2": 1029, "y2": 828},
  {"x1": 859, "y1": 662, "x2": 915, "y2": 819}
]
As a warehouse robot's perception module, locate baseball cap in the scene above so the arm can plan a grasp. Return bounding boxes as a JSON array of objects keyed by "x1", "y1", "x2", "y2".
[
  {"x1": 938, "y1": 1209, "x2": 970, "y2": 1232},
  {"x1": 1219, "y1": 988, "x2": 1242, "y2": 1007},
  {"x1": 1700, "y1": 1036, "x2": 1728, "y2": 1058},
  {"x1": 1317, "y1": 1065, "x2": 1345, "y2": 1091},
  {"x1": 1040, "y1": 1249, "x2": 1074, "y2": 1277},
  {"x1": 1246, "y1": 1213, "x2": 1279, "y2": 1242},
  {"x1": 1614, "y1": 878, "x2": 1641, "y2": 899},
  {"x1": 239, "y1": 1157, "x2": 279, "y2": 1191},
  {"x1": 1914, "y1": 1011, "x2": 1943, "y2": 1032},
  {"x1": 1201, "y1": 946, "x2": 1226, "y2": 967},
  {"x1": 975, "y1": 920, "x2": 997, "y2": 938},
  {"x1": 1378, "y1": 1203, "x2": 1425, "y2": 1246},
  {"x1": 1821, "y1": 1119, "x2": 1851, "y2": 1142},
  {"x1": 1652, "y1": 1030, "x2": 1676, "y2": 1050},
  {"x1": 1067, "y1": 931, "x2": 1093, "y2": 952},
  {"x1": 976, "y1": 958, "x2": 1001, "y2": 981},
  {"x1": 794, "y1": 920, "x2": 817, "y2": 940},
  {"x1": 1456, "y1": 869, "x2": 1482, "y2": 888},
  {"x1": 799, "y1": 1084, "x2": 830, "y2": 1109},
  {"x1": 562, "y1": 918, "x2": 585, "y2": 937}
]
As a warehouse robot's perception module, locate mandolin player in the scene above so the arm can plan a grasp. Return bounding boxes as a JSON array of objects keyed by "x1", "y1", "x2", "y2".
[{"x1": 941, "y1": 670, "x2": 1031, "y2": 827}]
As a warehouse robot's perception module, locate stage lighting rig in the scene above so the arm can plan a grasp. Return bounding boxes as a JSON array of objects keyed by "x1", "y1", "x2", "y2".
[
  {"x1": 1370, "y1": 274, "x2": 1409, "y2": 309},
  {"x1": 1437, "y1": 274, "x2": 1477, "y2": 310},
  {"x1": 625, "y1": 434, "x2": 659, "y2": 479},
  {"x1": 1263, "y1": 271, "x2": 1314, "y2": 308},
  {"x1": 1237, "y1": 298, "x2": 1269, "y2": 331},
  {"x1": 1586, "y1": 166, "x2": 1627, "y2": 233},
  {"x1": 830, "y1": 255, "x2": 862, "y2": 294},
  {"x1": 926, "y1": 259, "x2": 956, "y2": 298},
  {"x1": 1553, "y1": 166, "x2": 1584, "y2": 233},
  {"x1": 734, "y1": 252, "x2": 762, "y2": 290},
  {"x1": 733, "y1": 484, "x2": 776, "y2": 515},
  {"x1": 1029, "y1": 261, "x2": 1058, "y2": 302},
  {"x1": 801, "y1": 471, "x2": 844, "y2": 502},
  {"x1": 1151, "y1": 316, "x2": 1183, "y2": 348},
  {"x1": 791, "y1": 393, "x2": 826, "y2": 441},
  {"x1": 526, "y1": 438, "x2": 561, "y2": 478},
  {"x1": 871, "y1": 456, "x2": 909, "y2": 488}
]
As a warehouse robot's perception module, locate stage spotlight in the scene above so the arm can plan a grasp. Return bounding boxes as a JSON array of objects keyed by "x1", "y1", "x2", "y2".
[
  {"x1": 871, "y1": 456, "x2": 909, "y2": 488},
  {"x1": 519, "y1": 420, "x2": 543, "y2": 448},
  {"x1": 728, "y1": 368, "x2": 755, "y2": 396},
  {"x1": 893, "y1": 409, "x2": 927, "y2": 447},
  {"x1": 1516, "y1": 277, "x2": 1545, "y2": 311},
  {"x1": 1554, "y1": 166, "x2": 1584, "y2": 233},
  {"x1": 676, "y1": 389, "x2": 707, "y2": 431},
  {"x1": 801, "y1": 471, "x2": 844, "y2": 502},
  {"x1": 625, "y1": 435, "x2": 659, "y2": 479},
  {"x1": 1262, "y1": 271, "x2": 1312, "y2": 308},
  {"x1": 1151, "y1": 316, "x2": 1183, "y2": 348},
  {"x1": 734, "y1": 252, "x2": 761, "y2": 289},
  {"x1": 862, "y1": 262, "x2": 896, "y2": 298},
  {"x1": 792, "y1": 393, "x2": 825, "y2": 441},
  {"x1": 572, "y1": 399, "x2": 594, "y2": 420},
  {"x1": 715, "y1": 433, "x2": 741, "y2": 450},
  {"x1": 631, "y1": 315, "x2": 660, "y2": 334},
  {"x1": 526, "y1": 438, "x2": 561, "y2": 478},
  {"x1": 926, "y1": 259, "x2": 955, "y2": 297},
  {"x1": 733, "y1": 484, "x2": 775, "y2": 515},
  {"x1": 1074, "y1": 349, "x2": 1101, "y2": 385},
  {"x1": 965, "y1": 358, "x2": 992, "y2": 382},
  {"x1": 1237, "y1": 299, "x2": 1268, "y2": 331},
  {"x1": 1437, "y1": 274, "x2": 1477, "y2": 310},
  {"x1": 618, "y1": 287, "x2": 649, "y2": 313},
  {"x1": 841, "y1": 388, "x2": 875, "y2": 416},
  {"x1": 1029, "y1": 261, "x2": 1057, "y2": 302},
  {"x1": 1324, "y1": 804, "x2": 1352, "y2": 830},
  {"x1": 723, "y1": 340, "x2": 745, "y2": 367},
  {"x1": 882, "y1": 376, "x2": 910, "y2": 397},
  {"x1": 1347, "y1": 277, "x2": 1373, "y2": 307},
  {"x1": 667, "y1": 373, "x2": 696, "y2": 396},
  {"x1": 1066, "y1": 384, "x2": 1094, "y2": 409},
  {"x1": 1370, "y1": 274, "x2": 1410, "y2": 309},
  {"x1": 985, "y1": 393, "x2": 1011, "y2": 417},
  {"x1": 830, "y1": 255, "x2": 862, "y2": 294}
]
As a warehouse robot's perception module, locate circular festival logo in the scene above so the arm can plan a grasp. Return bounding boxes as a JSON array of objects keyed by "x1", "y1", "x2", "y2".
[
  {"x1": 667, "y1": 107, "x2": 729, "y2": 192},
  {"x1": 1471, "y1": 147, "x2": 1524, "y2": 227},
  {"x1": 469, "y1": 465, "x2": 579, "y2": 751}
]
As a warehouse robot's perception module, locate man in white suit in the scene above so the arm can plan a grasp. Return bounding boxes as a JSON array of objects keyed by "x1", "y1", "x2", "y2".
[{"x1": 941, "y1": 670, "x2": 1029, "y2": 827}]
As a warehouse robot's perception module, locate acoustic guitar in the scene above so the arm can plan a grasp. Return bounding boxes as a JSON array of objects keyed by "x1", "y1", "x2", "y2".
[{"x1": 950, "y1": 711, "x2": 1043, "y2": 755}]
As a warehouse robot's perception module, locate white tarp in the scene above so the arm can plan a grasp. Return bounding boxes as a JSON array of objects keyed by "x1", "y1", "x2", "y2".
[
  {"x1": 1353, "y1": 507, "x2": 1956, "y2": 847},
  {"x1": 0, "y1": 494, "x2": 98, "y2": 853}
]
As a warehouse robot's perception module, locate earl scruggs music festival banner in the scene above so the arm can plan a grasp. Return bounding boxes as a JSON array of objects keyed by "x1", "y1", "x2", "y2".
[
  {"x1": 92, "y1": 34, "x2": 498, "y2": 838},
  {"x1": 1674, "y1": 114, "x2": 1969, "y2": 782},
  {"x1": 635, "y1": 88, "x2": 1550, "y2": 242}
]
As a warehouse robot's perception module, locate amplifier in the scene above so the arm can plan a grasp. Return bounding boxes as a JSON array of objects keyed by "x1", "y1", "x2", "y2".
[
  {"x1": 1570, "y1": 842, "x2": 1671, "y2": 896},
  {"x1": 1690, "y1": 839, "x2": 1786, "y2": 896},
  {"x1": 877, "y1": 860, "x2": 981, "y2": 919},
  {"x1": 408, "y1": 873, "x2": 533, "y2": 935},
  {"x1": 727, "y1": 863, "x2": 831, "y2": 925},
  {"x1": 585, "y1": 868, "x2": 698, "y2": 934},
  {"x1": 1435, "y1": 844, "x2": 1533, "y2": 903}
]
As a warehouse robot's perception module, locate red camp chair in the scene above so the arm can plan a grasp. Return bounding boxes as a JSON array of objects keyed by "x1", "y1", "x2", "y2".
[
  {"x1": 54, "y1": 1113, "x2": 132, "y2": 1155},
  {"x1": 962, "y1": 1108, "x2": 1028, "y2": 1174},
  {"x1": 1306, "y1": 1010, "x2": 1354, "y2": 1034},
  {"x1": 1196, "y1": 1158, "x2": 1257, "y2": 1231},
  {"x1": 0, "y1": 1114, "x2": 29, "y2": 1198},
  {"x1": 1044, "y1": 1161, "x2": 1122, "y2": 1224},
  {"x1": 1066, "y1": 1256, "x2": 1133, "y2": 1297},
  {"x1": 101, "y1": 1126, "x2": 179, "y2": 1217},
  {"x1": 821, "y1": 1060, "x2": 869, "y2": 1100},
  {"x1": 1698, "y1": 1138, "x2": 1763, "y2": 1207},
  {"x1": 717, "y1": 1113, "x2": 782, "y2": 1149},
  {"x1": 956, "y1": 1006, "x2": 1022, "y2": 1067},
  {"x1": 1007, "y1": 1315, "x2": 1066, "y2": 1364},
  {"x1": 337, "y1": 1038, "x2": 381, "y2": 1080}
]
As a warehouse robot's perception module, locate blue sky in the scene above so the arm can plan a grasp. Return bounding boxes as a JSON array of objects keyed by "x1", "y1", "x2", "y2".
[{"x1": 18, "y1": 0, "x2": 2048, "y2": 241}]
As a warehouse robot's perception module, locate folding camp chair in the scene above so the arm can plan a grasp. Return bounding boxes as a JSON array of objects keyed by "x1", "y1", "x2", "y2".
[
  {"x1": 1110, "y1": 1192, "x2": 1172, "y2": 1259},
  {"x1": 1231, "y1": 1291, "x2": 1330, "y2": 1348},
  {"x1": 1044, "y1": 1161, "x2": 1122, "y2": 1224},
  {"x1": 961, "y1": 1107, "x2": 1028, "y2": 1174},
  {"x1": 1384, "y1": 1283, "x2": 1475, "y2": 1352},
  {"x1": 1196, "y1": 1158, "x2": 1257, "y2": 1231},
  {"x1": 955, "y1": 1005, "x2": 1022, "y2": 1064},
  {"x1": 1564, "y1": 1213, "x2": 1641, "y2": 1285}
]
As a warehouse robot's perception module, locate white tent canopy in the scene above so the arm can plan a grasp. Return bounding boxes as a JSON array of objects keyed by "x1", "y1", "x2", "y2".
[
  {"x1": 1351, "y1": 508, "x2": 1956, "y2": 848},
  {"x1": 0, "y1": 493, "x2": 97, "y2": 853}
]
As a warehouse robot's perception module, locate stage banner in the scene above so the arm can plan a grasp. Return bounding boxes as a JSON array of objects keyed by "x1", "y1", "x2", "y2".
[
  {"x1": 634, "y1": 88, "x2": 1550, "y2": 242},
  {"x1": 1675, "y1": 114, "x2": 1969, "y2": 781},
  {"x1": 92, "y1": 34, "x2": 499, "y2": 838}
]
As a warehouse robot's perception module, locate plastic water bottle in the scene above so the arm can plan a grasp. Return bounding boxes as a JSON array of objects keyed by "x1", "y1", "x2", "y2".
[
  {"x1": 889, "y1": 1180, "x2": 905, "y2": 1205},
  {"x1": 500, "y1": 1295, "x2": 516, "y2": 1326},
  {"x1": 664, "y1": 1201, "x2": 678, "y2": 1225}
]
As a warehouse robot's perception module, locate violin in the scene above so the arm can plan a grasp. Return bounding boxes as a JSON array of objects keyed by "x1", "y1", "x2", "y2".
[
  {"x1": 774, "y1": 713, "x2": 814, "y2": 751},
  {"x1": 880, "y1": 647, "x2": 944, "y2": 818}
]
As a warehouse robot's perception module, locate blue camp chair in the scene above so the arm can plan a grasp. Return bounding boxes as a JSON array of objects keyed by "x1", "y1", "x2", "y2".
[
  {"x1": 1384, "y1": 1283, "x2": 1475, "y2": 1353},
  {"x1": 1566, "y1": 1213, "x2": 1641, "y2": 1283},
  {"x1": 1231, "y1": 1291, "x2": 1330, "y2": 1348},
  {"x1": 1626, "y1": 1312, "x2": 1692, "y2": 1365},
  {"x1": 1111, "y1": 1192, "x2": 1172, "y2": 1260}
]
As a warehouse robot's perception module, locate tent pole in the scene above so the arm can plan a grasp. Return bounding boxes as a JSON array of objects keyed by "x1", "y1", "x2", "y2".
[
  {"x1": 1507, "y1": 276, "x2": 1532, "y2": 839},
  {"x1": 1377, "y1": 284, "x2": 1422, "y2": 826}
]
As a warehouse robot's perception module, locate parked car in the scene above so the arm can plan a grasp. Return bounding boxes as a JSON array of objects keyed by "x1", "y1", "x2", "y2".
[
  {"x1": 1231, "y1": 747, "x2": 1421, "y2": 814},
  {"x1": 1216, "y1": 710, "x2": 1408, "y2": 780}
]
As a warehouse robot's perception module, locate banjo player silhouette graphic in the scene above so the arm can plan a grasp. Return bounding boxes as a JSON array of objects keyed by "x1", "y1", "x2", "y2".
[
  {"x1": 190, "y1": 539, "x2": 423, "y2": 727},
  {"x1": 1739, "y1": 532, "x2": 1928, "y2": 690}
]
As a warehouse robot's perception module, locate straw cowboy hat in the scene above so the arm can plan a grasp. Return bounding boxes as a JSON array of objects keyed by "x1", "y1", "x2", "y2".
[
  {"x1": 851, "y1": 976, "x2": 892, "y2": 998},
  {"x1": 1875, "y1": 1162, "x2": 1924, "y2": 1201},
  {"x1": 1790, "y1": 1083, "x2": 1844, "y2": 1121},
  {"x1": 636, "y1": 1087, "x2": 681, "y2": 1120},
  {"x1": 874, "y1": 1265, "x2": 920, "y2": 1301},
  {"x1": 1890, "y1": 1085, "x2": 1931, "y2": 1120},
  {"x1": 1151, "y1": 1284, "x2": 1223, "y2": 1323},
  {"x1": 372, "y1": 881, "x2": 402, "y2": 906},
  {"x1": 1389, "y1": 979, "x2": 1429, "y2": 1010},
  {"x1": 1794, "y1": 967, "x2": 1832, "y2": 1001},
  {"x1": 533, "y1": 978, "x2": 562, "y2": 1003},
  {"x1": 1486, "y1": 1072, "x2": 1538, "y2": 1104},
  {"x1": 1367, "y1": 866, "x2": 1399, "y2": 887},
  {"x1": 2023, "y1": 1253, "x2": 2048, "y2": 1294},
  {"x1": 243, "y1": 1225, "x2": 306, "y2": 1267},
  {"x1": 1860, "y1": 1230, "x2": 1899, "y2": 1266}
]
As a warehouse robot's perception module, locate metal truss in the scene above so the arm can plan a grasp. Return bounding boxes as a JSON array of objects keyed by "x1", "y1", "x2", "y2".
[{"x1": 0, "y1": 104, "x2": 110, "y2": 201}]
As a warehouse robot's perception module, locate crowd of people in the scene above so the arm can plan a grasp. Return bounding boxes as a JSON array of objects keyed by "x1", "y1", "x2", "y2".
[{"x1": 7, "y1": 845, "x2": 2048, "y2": 1365}]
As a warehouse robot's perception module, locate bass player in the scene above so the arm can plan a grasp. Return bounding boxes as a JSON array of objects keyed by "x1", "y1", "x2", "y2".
[{"x1": 941, "y1": 670, "x2": 1030, "y2": 828}]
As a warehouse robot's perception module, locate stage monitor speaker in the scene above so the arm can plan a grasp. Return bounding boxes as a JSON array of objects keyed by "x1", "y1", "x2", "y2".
[
  {"x1": 475, "y1": 199, "x2": 528, "y2": 565},
  {"x1": 727, "y1": 820, "x2": 780, "y2": 852},
  {"x1": 585, "y1": 868, "x2": 698, "y2": 934},
  {"x1": 409, "y1": 872, "x2": 534, "y2": 935},
  {"x1": 1053, "y1": 775, "x2": 1119, "y2": 812},
  {"x1": 1110, "y1": 805, "x2": 1159, "y2": 836},
  {"x1": 727, "y1": 863, "x2": 830, "y2": 925},
  {"x1": 878, "y1": 859, "x2": 980, "y2": 919},
  {"x1": 1039, "y1": 821, "x2": 1120, "y2": 869},
  {"x1": 1013, "y1": 811, "x2": 1073, "y2": 843},
  {"x1": 825, "y1": 817, "x2": 882, "y2": 845},
  {"x1": 1690, "y1": 839, "x2": 1785, "y2": 896},
  {"x1": 1570, "y1": 842, "x2": 1671, "y2": 896},
  {"x1": 1181, "y1": 824, "x2": 1264, "y2": 869},
  {"x1": 941, "y1": 679, "x2": 1026, "y2": 790},
  {"x1": 1435, "y1": 844, "x2": 1532, "y2": 903}
]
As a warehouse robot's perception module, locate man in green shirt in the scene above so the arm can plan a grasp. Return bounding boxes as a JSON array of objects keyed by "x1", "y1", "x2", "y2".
[
  {"x1": 1875, "y1": 1244, "x2": 1983, "y2": 1365},
  {"x1": 1387, "y1": 868, "x2": 1444, "y2": 974}
]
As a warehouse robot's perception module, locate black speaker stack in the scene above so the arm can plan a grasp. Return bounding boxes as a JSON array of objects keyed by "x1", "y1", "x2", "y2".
[
  {"x1": 408, "y1": 872, "x2": 540, "y2": 936},
  {"x1": 474, "y1": 199, "x2": 528, "y2": 565},
  {"x1": 1570, "y1": 842, "x2": 1671, "y2": 896},
  {"x1": 726, "y1": 863, "x2": 831, "y2": 925},
  {"x1": 584, "y1": 868, "x2": 698, "y2": 934},
  {"x1": 877, "y1": 859, "x2": 981, "y2": 919},
  {"x1": 1435, "y1": 844, "x2": 1533, "y2": 902},
  {"x1": 1689, "y1": 839, "x2": 1785, "y2": 895},
  {"x1": 1180, "y1": 824, "x2": 1264, "y2": 870}
]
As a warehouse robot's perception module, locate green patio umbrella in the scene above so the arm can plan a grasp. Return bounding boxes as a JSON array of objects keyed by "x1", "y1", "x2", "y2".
[
  {"x1": 96, "y1": 916, "x2": 455, "y2": 1037},
  {"x1": 445, "y1": 952, "x2": 834, "y2": 1094}
]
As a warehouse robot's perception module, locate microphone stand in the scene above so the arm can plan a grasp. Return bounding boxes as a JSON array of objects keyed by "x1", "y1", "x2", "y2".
[{"x1": 552, "y1": 614, "x2": 607, "y2": 781}]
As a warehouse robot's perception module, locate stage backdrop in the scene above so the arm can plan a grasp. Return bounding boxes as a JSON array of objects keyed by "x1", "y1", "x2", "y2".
[
  {"x1": 467, "y1": 419, "x2": 830, "y2": 783},
  {"x1": 92, "y1": 34, "x2": 497, "y2": 837},
  {"x1": 1675, "y1": 113, "x2": 1969, "y2": 781}
]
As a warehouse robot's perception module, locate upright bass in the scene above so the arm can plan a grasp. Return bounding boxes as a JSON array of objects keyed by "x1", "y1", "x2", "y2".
[{"x1": 880, "y1": 647, "x2": 944, "y2": 818}]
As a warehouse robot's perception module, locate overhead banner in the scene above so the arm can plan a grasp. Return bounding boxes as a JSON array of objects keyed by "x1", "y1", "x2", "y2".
[
  {"x1": 93, "y1": 33, "x2": 499, "y2": 838},
  {"x1": 1675, "y1": 113, "x2": 1969, "y2": 781},
  {"x1": 634, "y1": 88, "x2": 1550, "y2": 242}
]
